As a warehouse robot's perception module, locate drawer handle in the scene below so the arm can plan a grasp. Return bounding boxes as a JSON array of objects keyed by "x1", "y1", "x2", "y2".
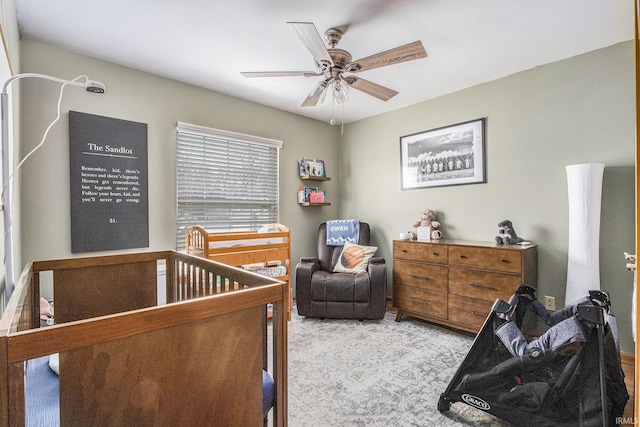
[
  {"x1": 409, "y1": 274, "x2": 430, "y2": 280},
  {"x1": 402, "y1": 249, "x2": 408, "y2": 253},
  {"x1": 432, "y1": 252, "x2": 439, "y2": 256},
  {"x1": 468, "y1": 283, "x2": 497, "y2": 291},
  {"x1": 469, "y1": 311, "x2": 485, "y2": 318},
  {"x1": 459, "y1": 255, "x2": 467, "y2": 259},
  {"x1": 501, "y1": 259, "x2": 510, "y2": 263}
]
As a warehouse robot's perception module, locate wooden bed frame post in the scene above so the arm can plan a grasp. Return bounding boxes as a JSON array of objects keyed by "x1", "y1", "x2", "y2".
[
  {"x1": 273, "y1": 293, "x2": 288, "y2": 426},
  {"x1": 0, "y1": 334, "x2": 26, "y2": 426},
  {"x1": 0, "y1": 264, "x2": 36, "y2": 427},
  {"x1": 0, "y1": 336, "x2": 8, "y2": 427}
]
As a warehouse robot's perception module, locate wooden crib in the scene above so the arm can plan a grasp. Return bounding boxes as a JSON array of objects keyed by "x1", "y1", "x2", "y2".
[
  {"x1": 0, "y1": 251, "x2": 287, "y2": 426},
  {"x1": 186, "y1": 224, "x2": 291, "y2": 320}
]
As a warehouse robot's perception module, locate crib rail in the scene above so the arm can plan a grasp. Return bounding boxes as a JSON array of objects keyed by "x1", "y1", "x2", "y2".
[
  {"x1": 186, "y1": 225, "x2": 291, "y2": 265},
  {"x1": 0, "y1": 250, "x2": 288, "y2": 427}
]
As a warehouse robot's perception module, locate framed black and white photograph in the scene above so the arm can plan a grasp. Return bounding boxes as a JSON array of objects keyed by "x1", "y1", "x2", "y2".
[{"x1": 400, "y1": 118, "x2": 486, "y2": 190}]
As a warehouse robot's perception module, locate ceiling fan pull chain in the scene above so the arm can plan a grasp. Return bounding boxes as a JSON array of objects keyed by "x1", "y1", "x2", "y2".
[
  {"x1": 330, "y1": 100, "x2": 336, "y2": 126},
  {"x1": 341, "y1": 101, "x2": 345, "y2": 135}
]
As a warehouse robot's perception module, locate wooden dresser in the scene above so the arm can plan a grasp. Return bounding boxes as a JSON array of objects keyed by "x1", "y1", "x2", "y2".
[{"x1": 393, "y1": 239, "x2": 537, "y2": 333}]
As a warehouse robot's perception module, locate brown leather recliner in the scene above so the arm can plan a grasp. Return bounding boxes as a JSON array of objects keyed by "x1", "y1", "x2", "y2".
[{"x1": 295, "y1": 222, "x2": 386, "y2": 319}]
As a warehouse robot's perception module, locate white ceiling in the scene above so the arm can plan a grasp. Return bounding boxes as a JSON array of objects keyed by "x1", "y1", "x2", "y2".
[{"x1": 14, "y1": 0, "x2": 634, "y2": 124}]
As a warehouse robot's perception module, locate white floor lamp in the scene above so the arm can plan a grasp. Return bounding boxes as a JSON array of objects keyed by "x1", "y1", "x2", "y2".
[
  {"x1": 1, "y1": 73, "x2": 105, "y2": 302},
  {"x1": 565, "y1": 162, "x2": 605, "y2": 305}
]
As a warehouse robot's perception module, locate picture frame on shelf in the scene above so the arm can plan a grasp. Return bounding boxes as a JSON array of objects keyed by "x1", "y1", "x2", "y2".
[
  {"x1": 309, "y1": 159, "x2": 326, "y2": 177},
  {"x1": 300, "y1": 157, "x2": 326, "y2": 178},
  {"x1": 309, "y1": 190, "x2": 325, "y2": 204},
  {"x1": 303, "y1": 186, "x2": 318, "y2": 203},
  {"x1": 400, "y1": 118, "x2": 486, "y2": 190},
  {"x1": 297, "y1": 157, "x2": 307, "y2": 177}
]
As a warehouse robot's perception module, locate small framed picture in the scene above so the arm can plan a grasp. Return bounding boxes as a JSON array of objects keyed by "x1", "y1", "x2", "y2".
[
  {"x1": 303, "y1": 157, "x2": 326, "y2": 177},
  {"x1": 297, "y1": 157, "x2": 307, "y2": 177},
  {"x1": 309, "y1": 160, "x2": 325, "y2": 177},
  {"x1": 400, "y1": 118, "x2": 486, "y2": 190}
]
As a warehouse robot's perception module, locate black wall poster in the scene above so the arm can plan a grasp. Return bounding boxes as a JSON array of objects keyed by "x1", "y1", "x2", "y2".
[{"x1": 69, "y1": 111, "x2": 149, "y2": 253}]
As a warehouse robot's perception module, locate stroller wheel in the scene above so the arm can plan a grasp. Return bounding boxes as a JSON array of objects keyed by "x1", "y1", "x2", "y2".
[{"x1": 437, "y1": 394, "x2": 451, "y2": 413}]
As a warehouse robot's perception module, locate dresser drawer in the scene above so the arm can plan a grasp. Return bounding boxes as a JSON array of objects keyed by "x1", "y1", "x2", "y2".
[
  {"x1": 448, "y1": 245, "x2": 522, "y2": 274},
  {"x1": 448, "y1": 267, "x2": 520, "y2": 302},
  {"x1": 448, "y1": 294, "x2": 493, "y2": 330},
  {"x1": 394, "y1": 241, "x2": 448, "y2": 264},
  {"x1": 394, "y1": 285, "x2": 447, "y2": 319},
  {"x1": 393, "y1": 260, "x2": 447, "y2": 292}
]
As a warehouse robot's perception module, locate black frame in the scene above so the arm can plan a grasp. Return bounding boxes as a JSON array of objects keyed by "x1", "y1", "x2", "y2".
[{"x1": 400, "y1": 118, "x2": 486, "y2": 190}]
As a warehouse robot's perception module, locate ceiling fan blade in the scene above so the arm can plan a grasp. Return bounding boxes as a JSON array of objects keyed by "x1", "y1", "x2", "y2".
[
  {"x1": 287, "y1": 22, "x2": 334, "y2": 67},
  {"x1": 345, "y1": 76, "x2": 398, "y2": 101},
  {"x1": 348, "y1": 41, "x2": 427, "y2": 73},
  {"x1": 241, "y1": 71, "x2": 321, "y2": 78}
]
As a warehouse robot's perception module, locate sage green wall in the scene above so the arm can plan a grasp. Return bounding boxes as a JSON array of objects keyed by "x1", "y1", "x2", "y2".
[
  {"x1": 19, "y1": 40, "x2": 339, "y2": 286},
  {"x1": 340, "y1": 41, "x2": 636, "y2": 353},
  {"x1": 17, "y1": 39, "x2": 637, "y2": 353}
]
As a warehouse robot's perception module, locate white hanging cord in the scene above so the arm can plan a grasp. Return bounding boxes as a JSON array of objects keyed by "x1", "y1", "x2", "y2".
[
  {"x1": 2, "y1": 75, "x2": 87, "y2": 199},
  {"x1": 1, "y1": 76, "x2": 80, "y2": 268},
  {"x1": 341, "y1": 101, "x2": 344, "y2": 136},
  {"x1": 330, "y1": 98, "x2": 336, "y2": 126}
]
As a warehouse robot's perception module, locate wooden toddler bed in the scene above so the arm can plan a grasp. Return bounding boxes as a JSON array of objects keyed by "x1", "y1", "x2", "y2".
[
  {"x1": 186, "y1": 224, "x2": 291, "y2": 320},
  {"x1": 0, "y1": 250, "x2": 287, "y2": 426}
]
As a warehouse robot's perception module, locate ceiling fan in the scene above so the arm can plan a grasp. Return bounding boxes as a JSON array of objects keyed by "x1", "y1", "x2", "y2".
[{"x1": 241, "y1": 22, "x2": 427, "y2": 108}]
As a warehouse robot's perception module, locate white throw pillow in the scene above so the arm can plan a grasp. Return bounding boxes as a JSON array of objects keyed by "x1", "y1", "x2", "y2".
[{"x1": 333, "y1": 241, "x2": 378, "y2": 274}]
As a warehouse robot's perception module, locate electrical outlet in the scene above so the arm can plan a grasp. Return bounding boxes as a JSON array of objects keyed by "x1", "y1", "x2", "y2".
[{"x1": 544, "y1": 296, "x2": 556, "y2": 311}]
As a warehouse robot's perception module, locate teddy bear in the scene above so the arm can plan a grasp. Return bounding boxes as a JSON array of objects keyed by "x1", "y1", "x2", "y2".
[
  {"x1": 495, "y1": 219, "x2": 524, "y2": 245},
  {"x1": 411, "y1": 209, "x2": 442, "y2": 240}
]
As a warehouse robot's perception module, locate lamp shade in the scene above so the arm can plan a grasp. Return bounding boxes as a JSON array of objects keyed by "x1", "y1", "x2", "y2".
[{"x1": 565, "y1": 163, "x2": 605, "y2": 304}]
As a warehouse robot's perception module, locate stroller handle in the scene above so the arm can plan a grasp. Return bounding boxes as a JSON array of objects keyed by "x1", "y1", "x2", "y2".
[{"x1": 492, "y1": 298, "x2": 512, "y2": 314}]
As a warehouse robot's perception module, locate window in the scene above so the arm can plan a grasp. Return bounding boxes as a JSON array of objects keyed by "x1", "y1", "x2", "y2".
[{"x1": 175, "y1": 122, "x2": 282, "y2": 251}]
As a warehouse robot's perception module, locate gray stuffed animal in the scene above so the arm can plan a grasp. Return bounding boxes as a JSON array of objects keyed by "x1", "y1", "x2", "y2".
[{"x1": 495, "y1": 220, "x2": 524, "y2": 245}]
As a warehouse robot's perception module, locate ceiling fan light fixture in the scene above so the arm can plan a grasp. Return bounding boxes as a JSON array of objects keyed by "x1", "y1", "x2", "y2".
[
  {"x1": 332, "y1": 78, "x2": 349, "y2": 105},
  {"x1": 309, "y1": 80, "x2": 328, "y2": 102}
]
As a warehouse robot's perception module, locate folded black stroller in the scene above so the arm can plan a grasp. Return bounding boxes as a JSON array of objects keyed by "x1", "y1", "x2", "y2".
[{"x1": 438, "y1": 285, "x2": 628, "y2": 426}]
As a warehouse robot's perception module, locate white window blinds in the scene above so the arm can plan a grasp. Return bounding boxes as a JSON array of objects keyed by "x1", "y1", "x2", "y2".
[{"x1": 176, "y1": 122, "x2": 282, "y2": 250}]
